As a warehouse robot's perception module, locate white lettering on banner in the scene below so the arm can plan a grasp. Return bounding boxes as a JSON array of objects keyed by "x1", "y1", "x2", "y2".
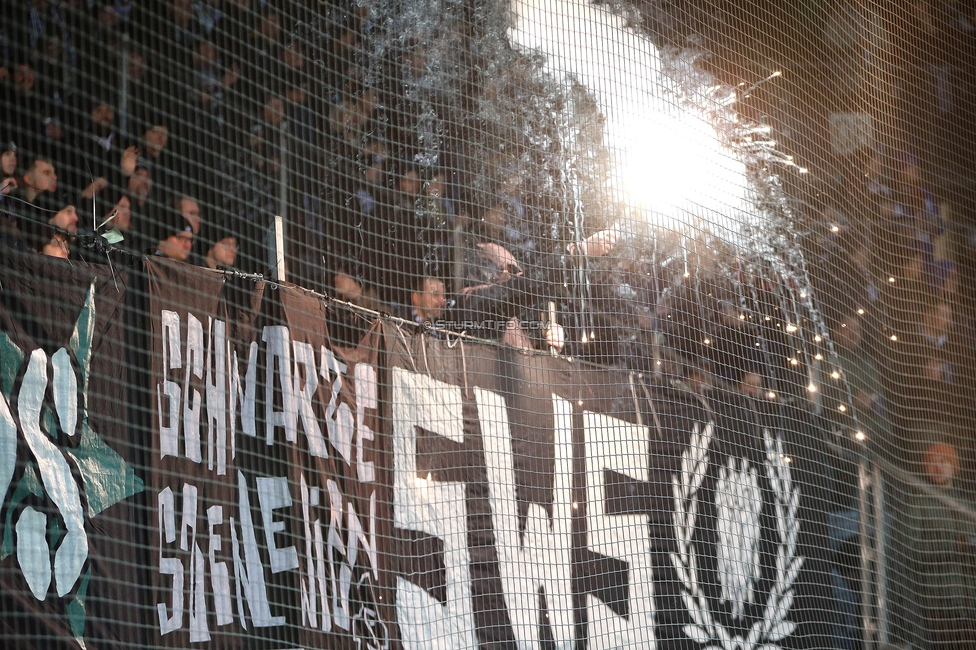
[
  {"x1": 179, "y1": 484, "x2": 210, "y2": 642},
  {"x1": 190, "y1": 536, "x2": 209, "y2": 641},
  {"x1": 154, "y1": 474, "x2": 382, "y2": 638},
  {"x1": 355, "y1": 363, "x2": 377, "y2": 483},
  {"x1": 299, "y1": 473, "x2": 324, "y2": 630},
  {"x1": 239, "y1": 341, "x2": 258, "y2": 438},
  {"x1": 583, "y1": 412, "x2": 655, "y2": 649},
  {"x1": 313, "y1": 515, "x2": 331, "y2": 631},
  {"x1": 227, "y1": 334, "x2": 258, "y2": 446},
  {"x1": 392, "y1": 367, "x2": 477, "y2": 650},
  {"x1": 231, "y1": 471, "x2": 282, "y2": 628},
  {"x1": 207, "y1": 505, "x2": 234, "y2": 626},
  {"x1": 479, "y1": 388, "x2": 574, "y2": 650},
  {"x1": 154, "y1": 311, "x2": 385, "y2": 644},
  {"x1": 157, "y1": 487, "x2": 183, "y2": 635},
  {"x1": 183, "y1": 314, "x2": 204, "y2": 463},
  {"x1": 205, "y1": 318, "x2": 228, "y2": 475},
  {"x1": 257, "y1": 476, "x2": 300, "y2": 574},
  {"x1": 362, "y1": 492, "x2": 379, "y2": 580},
  {"x1": 16, "y1": 506, "x2": 50, "y2": 600},
  {"x1": 206, "y1": 324, "x2": 375, "y2": 467},
  {"x1": 393, "y1": 368, "x2": 660, "y2": 648},
  {"x1": 51, "y1": 348, "x2": 78, "y2": 437},
  {"x1": 159, "y1": 310, "x2": 182, "y2": 458},
  {"x1": 322, "y1": 347, "x2": 354, "y2": 463},
  {"x1": 298, "y1": 472, "x2": 379, "y2": 636},
  {"x1": 264, "y1": 326, "x2": 297, "y2": 446},
  {"x1": 19, "y1": 349, "x2": 87, "y2": 597},
  {"x1": 293, "y1": 341, "x2": 328, "y2": 457},
  {"x1": 325, "y1": 480, "x2": 348, "y2": 630}
]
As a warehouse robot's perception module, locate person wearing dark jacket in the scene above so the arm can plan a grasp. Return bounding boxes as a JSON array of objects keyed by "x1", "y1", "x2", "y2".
[
  {"x1": 150, "y1": 202, "x2": 195, "y2": 262},
  {"x1": 452, "y1": 241, "x2": 550, "y2": 348},
  {"x1": 889, "y1": 435, "x2": 976, "y2": 649}
]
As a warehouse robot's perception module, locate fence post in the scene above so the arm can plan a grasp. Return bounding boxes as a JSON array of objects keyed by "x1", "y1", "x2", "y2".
[
  {"x1": 858, "y1": 459, "x2": 889, "y2": 649},
  {"x1": 874, "y1": 467, "x2": 889, "y2": 645},
  {"x1": 268, "y1": 215, "x2": 286, "y2": 282},
  {"x1": 858, "y1": 460, "x2": 874, "y2": 650}
]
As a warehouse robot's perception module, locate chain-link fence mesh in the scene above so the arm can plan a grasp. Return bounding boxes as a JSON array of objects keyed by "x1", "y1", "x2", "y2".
[{"x1": 1, "y1": 1, "x2": 974, "y2": 649}]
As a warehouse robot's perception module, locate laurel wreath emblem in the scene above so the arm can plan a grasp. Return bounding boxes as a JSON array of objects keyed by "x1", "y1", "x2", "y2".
[{"x1": 670, "y1": 424, "x2": 803, "y2": 649}]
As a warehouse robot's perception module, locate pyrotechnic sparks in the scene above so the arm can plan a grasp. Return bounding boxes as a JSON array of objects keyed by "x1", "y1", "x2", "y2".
[{"x1": 508, "y1": 0, "x2": 757, "y2": 236}]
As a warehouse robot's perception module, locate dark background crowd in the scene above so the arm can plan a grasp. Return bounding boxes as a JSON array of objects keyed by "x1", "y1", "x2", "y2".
[{"x1": 1, "y1": 2, "x2": 976, "y2": 648}]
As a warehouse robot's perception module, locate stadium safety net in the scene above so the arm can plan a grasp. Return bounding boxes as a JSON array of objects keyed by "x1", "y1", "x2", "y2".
[{"x1": 0, "y1": 1, "x2": 974, "y2": 649}]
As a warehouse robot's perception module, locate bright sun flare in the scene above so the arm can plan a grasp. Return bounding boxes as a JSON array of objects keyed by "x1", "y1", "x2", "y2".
[{"x1": 509, "y1": 0, "x2": 754, "y2": 236}]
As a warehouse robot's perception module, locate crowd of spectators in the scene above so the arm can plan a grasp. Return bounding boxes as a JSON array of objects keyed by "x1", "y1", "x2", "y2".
[
  {"x1": 806, "y1": 145, "x2": 976, "y2": 648},
  {"x1": 0, "y1": 0, "x2": 598, "y2": 355},
  {"x1": 1, "y1": 2, "x2": 975, "y2": 648},
  {"x1": 807, "y1": 148, "x2": 974, "y2": 468},
  {"x1": 0, "y1": 2, "x2": 971, "y2": 434}
]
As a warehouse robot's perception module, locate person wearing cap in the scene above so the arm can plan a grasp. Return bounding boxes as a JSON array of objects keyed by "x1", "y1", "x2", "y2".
[
  {"x1": 205, "y1": 234, "x2": 239, "y2": 271},
  {"x1": 201, "y1": 214, "x2": 240, "y2": 272},
  {"x1": 153, "y1": 204, "x2": 195, "y2": 263},
  {"x1": 889, "y1": 435, "x2": 976, "y2": 648},
  {"x1": 33, "y1": 205, "x2": 79, "y2": 259}
]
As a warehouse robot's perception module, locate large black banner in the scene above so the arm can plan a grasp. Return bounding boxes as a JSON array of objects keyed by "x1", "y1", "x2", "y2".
[
  {"x1": 148, "y1": 260, "x2": 386, "y2": 649},
  {"x1": 0, "y1": 250, "x2": 143, "y2": 649},
  {"x1": 382, "y1": 323, "x2": 835, "y2": 650},
  {"x1": 2, "y1": 256, "x2": 835, "y2": 649}
]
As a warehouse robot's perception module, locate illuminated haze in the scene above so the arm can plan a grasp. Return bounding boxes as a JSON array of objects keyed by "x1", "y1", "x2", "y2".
[{"x1": 508, "y1": 0, "x2": 757, "y2": 236}]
